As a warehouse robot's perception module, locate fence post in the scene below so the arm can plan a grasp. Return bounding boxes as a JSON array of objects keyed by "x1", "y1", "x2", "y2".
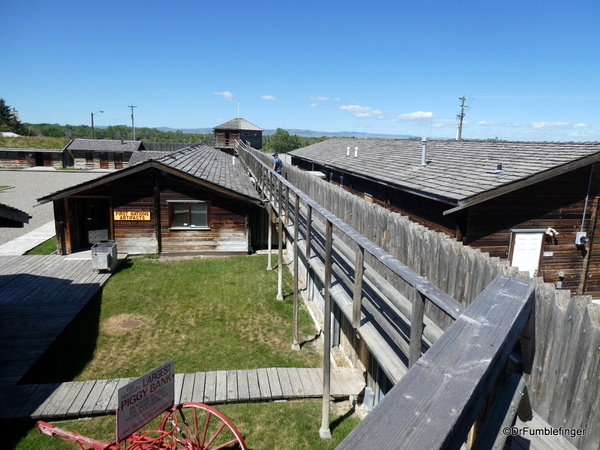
[
  {"x1": 292, "y1": 194, "x2": 301, "y2": 351},
  {"x1": 266, "y1": 204, "x2": 273, "y2": 271},
  {"x1": 305, "y1": 205, "x2": 312, "y2": 259},
  {"x1": 409, "y1": 287, "x2": 426, "y2": 368},
  {"x1": 276, "y1": 179, "x2": 284, "y2": 301},
  {"x1": 353, "y1": 245, "x2": 365, "y2": 329},
  {"x1": 320, "y1": 219, "x2": 333, "y2": 439}
]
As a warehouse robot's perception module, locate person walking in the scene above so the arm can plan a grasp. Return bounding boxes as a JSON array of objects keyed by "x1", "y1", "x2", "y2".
[{"x1": 272, "y1": 153, "x2": 282, "y2": 174}]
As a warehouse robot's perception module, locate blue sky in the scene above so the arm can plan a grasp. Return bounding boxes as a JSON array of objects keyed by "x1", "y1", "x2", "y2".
[{"x1": 3, "y1": 0, "x2": 600, "y2": 141}]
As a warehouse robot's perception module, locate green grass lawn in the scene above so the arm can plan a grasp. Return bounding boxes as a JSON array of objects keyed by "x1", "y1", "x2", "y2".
[
  {"x1": 25, "y1": 237, "x2": 57, "y2": 255},
  {"x1": 9, "y1": 254, "x2": 359, "y2": 449}
]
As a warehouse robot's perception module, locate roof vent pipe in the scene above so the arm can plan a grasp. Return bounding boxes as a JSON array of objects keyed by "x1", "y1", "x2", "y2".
[
  {"x1": 346, "y1": 146, "x2": 350, "y2": 157},
  {"x1": 421, "y1": 138, "x2": 428, "y2": 166},
  {"x1": 354, "y1": 147, "x2": 358, "y2": 158}
]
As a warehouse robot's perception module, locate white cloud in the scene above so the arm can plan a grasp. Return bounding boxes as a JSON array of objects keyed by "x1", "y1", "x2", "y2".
[
  {"x1": 395, "y1": 111, "x2": 434, "y2": 121},
  {"x1": 478, "y1": 121, "x2": 521, "y2": 128},
  {"x1": 261, "y1": 95, "x2": 276, "y2": 100},
  {"x1": 574, "y1": 123, "x2": 588, "y2": 128},
  {"x1": 334, "y1": 98, "x2": 341, "y2": 101},
  {"x1": 339, "y1": 105, "x2": 385, "y2": 119},
  {"x1": 214, "y1": 91, "x2": 234, "y2": 101},
  {"x1": 531, "y1": 121, "x2": 570, "y2": 129},
  {"x1": 309, "y1": 103, "x2": 319, "y2": 108},
  {"x1": 310, "y1": 96, "x2": 330, "y2": 101}
]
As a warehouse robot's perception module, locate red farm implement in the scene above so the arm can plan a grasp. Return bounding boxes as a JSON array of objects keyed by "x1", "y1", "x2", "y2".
[{"x1": 37, "y1": 402, "x2": 247, "y2": 450}]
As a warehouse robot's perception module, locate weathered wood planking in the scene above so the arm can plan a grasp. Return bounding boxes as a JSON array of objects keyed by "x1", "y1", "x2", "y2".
[
  {"x1": 336, "y1": 276, "x2": 535, "y2": 450},
  {"x1": 0, "y1": 255, "x2": 119, "y2": 399},
  {"x1": 0, "y1": 368, "x2": 364, "y2": 420}
]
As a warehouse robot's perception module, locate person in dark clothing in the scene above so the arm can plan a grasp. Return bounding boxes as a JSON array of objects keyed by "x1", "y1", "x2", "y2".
[{"x1": 272, "y1": 153, "x2": 282, "y2": 174}]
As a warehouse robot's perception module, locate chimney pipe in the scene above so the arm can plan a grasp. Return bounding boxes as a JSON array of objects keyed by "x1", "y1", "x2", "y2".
[
  {"x1": 346, "y1": 146, "x2": 350, "y2": 157},
  {"x1": 354, "y1": 147, "x2": 358, "y2": 158},
  {"x1": 421, "y1": 138, "x2": 428, "y2": 166}
]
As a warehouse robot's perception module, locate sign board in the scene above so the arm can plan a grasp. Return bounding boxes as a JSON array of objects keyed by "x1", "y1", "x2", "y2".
[
  {"x1": 114, "y1": 211, "x2": 151, "y2": 221},
  {"x1": 116, "y1": 360, "x2": 175, "y2": 442}
]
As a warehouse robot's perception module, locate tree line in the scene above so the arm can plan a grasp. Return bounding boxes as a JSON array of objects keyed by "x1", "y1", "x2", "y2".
[{"x1": 1, "y1": 98, "x2": 329, "y2": 151}]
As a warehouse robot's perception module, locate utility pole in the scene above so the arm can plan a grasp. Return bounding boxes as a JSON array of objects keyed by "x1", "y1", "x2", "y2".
[
  {"x1": 456, "y1": 96, "x2": 470, "y2": 140},
  {"x1": 128, "y1": 105, "x2": 137, "y2": 140}
]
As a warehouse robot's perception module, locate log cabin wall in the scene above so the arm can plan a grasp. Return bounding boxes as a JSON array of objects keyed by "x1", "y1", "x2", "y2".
[
  {"x1": 463, "y1": 163, "x2": 600, "y2": 297},
  {"x1": 158, "y1": 177, "x2": 249, "y2": 254},
  {"x1": 53, "y1": 168, "x2": 254, "y2": 255}
]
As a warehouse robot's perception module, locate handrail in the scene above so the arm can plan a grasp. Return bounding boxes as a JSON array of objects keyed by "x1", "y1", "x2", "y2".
[{"x1": 237, "y1": 142, "x2": 465, "y2": 319}]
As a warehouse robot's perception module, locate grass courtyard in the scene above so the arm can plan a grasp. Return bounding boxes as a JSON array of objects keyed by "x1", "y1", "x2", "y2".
[{"x1": 7, "y1": 254, "x2": 359, "y2": 449}]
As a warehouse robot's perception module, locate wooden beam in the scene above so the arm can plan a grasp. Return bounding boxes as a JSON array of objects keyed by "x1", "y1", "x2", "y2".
[
  {"x1": 320, "y1": 220, "x2": 333, "y2": 440},
  {"x1": 292, "y1": 194, "x2": 300, "y2": 351},
  {"x1": 336, "y1": 275, "x2": 535, "y2": 450}
]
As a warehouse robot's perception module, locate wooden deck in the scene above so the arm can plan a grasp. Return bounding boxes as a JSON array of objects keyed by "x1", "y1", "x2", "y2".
[
  {"x1": 0, "y1": 367, "x2": 365, "y2": 420},
  {"x1": 0, "y1": 254, "x2": 124, "y2": 398}
]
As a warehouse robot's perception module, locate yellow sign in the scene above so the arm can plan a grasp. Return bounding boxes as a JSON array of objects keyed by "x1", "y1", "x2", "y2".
[{"x1": 114, "y1": 211, "x2": 151, "y2": 221}]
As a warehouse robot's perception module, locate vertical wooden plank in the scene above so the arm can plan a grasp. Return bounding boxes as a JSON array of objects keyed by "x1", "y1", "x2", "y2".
[
  {"x1": 305, "y1": 205, "x2": 313, "y2": 259},
  {"x1": 173, "y1": 373, "x2": 184, "y2": 405},
  {"x1": 353, "y1": 245, "x2": 365, "y2": 328},
  {"x1": 215, "y1": 370, "x2": 227, "y2": 403},
  {"x1": 276, "y1": 368, "x2": 294, "y2": 398},
  {"x1": 94, "y1": 378, "x2": 120, "y2": 414},
  {"x1": 80, "y1": 379, "x2": 108, "y2": 416},
  {"x1": 203, "y1": 371, "x2": 217, "y2": 404},
  {"x1": 226, "y1": 370, "x2": 238, "y2": 403},
  {"x1": 409, "y1": 287, "x2": 426, "y2": 368},
  {"x1": 320, "y1": 219, "x2": 333, "y2": 439},
  {"x1": 107, "y1": 378, "x2": 132, "y2": 413},
  {"x1": 287, "y1": 368, "x2": 306, "y2": 398},
  {"x1": 191, "y1": 372, "x2": 205, "y2": 403},
  {"x1": 277, "y1": 180, "x2": 284, "y2": 301},
  {"x1": 236, "y1": 370, "x2": 250, "y2": 401},
  {"x1": 292, "y1": 194, "x2": 301, "y2": 350},
  {"x1": 53, "y1": 382, "x2": 84, "y2": 418},
  {"x1": 257, "y1": 368, "x2": 272, "y2": 400},
  {"x1": 247, "y1": 370, "x2": 261, "y2": 401},
  {"x1": 267, "y1": 205, "x2": 273, "y2": 270},
  {"x1": 266, "y1": 367, "x2": 283, "y2": 399},
  {"x1": 180, "y1": 373, "x2": 196, "y2": 403}
]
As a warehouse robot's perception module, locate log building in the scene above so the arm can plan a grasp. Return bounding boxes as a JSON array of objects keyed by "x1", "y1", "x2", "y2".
[
  {"x1": 38, "y1": 144, "x2": 266, "y2": 255},
  {"x1": 213, "y1": 118, "x2": 263, "y2": 150},
  {"x1": 290, "y1": 138, "x2": 600, "y2": 298}
]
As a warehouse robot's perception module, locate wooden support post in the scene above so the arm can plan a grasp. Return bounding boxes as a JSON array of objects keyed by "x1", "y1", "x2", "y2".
[
  {"x1": 320, "y1": 220, "x2": 333, "y2": 440},
  {"x1": 285, "y1": 186, "x2": 290, "y2": 225},
  {"x1": 292, "y1": 194, "x2": 301, "y2": 351},
  {"x1": 267, "y1": 204, "x2": 273, "y2": 271},
  {"x1": 409, "y1": 287, "x2": 426, "y2": 368},
  {"x1": 353, "y1": 245, "x2": 365, "y2": 329},
  {"x1": 276, "y1": 180, "x2": 284, "y2": 301},
  {"x1": 305, "y1": 205, "x2": 312, "y2": 259}
]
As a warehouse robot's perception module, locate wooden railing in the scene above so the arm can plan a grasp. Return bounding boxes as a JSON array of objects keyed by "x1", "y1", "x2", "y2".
[{"x1": 236, "y1": 143, "x2": 536, "y2": 448}]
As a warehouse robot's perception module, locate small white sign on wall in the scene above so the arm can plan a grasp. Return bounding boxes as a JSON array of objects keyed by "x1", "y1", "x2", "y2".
[{"x1": 116, "y1": 360, "x2": 175, "y2": 442}]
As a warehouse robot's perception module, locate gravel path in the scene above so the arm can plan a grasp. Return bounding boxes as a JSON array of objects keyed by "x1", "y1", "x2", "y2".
[{"x1": 0, "y1": 169, "x2": 105, "y2": 246}]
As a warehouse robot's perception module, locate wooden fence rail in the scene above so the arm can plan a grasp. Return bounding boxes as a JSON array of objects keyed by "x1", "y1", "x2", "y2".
[
  {"x1": 236, "y1": 143, "x2": 536, "y2": 448},
  {"x1": 247, "y1": 145, "x2": 600, "y2": 450}
]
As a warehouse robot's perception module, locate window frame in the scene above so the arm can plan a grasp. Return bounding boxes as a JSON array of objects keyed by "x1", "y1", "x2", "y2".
[{"x1": 168, "y1": 200, "x2": 211, "y2": 230}]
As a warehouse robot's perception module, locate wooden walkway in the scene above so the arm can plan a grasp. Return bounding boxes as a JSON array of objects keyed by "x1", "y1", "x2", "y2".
[
  {"x1": 0, "y1": 254, "x2": 124, "y2": 398},
  {"x1": 0, "y1": 367, "x2": 365, "y2": 420}
]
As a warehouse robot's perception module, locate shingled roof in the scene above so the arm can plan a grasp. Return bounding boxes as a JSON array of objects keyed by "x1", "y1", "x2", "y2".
[
  {"x1": 290, "y1": 138, "x2": 600, "y2": 213},
  {"x1": 38, "y1": 144, "x2": 261, "y2": 204},
  {"x1": 64, "y1": 139, "x2": 145, "y2": 153},
  {"x1": 213, "y1": 118, "x2": 263, "y2": 131}
]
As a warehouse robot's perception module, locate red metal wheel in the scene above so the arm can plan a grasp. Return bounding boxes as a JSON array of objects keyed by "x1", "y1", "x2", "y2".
[{"x1": 159, "y1": 402, "x2": 247, "y2": 450}]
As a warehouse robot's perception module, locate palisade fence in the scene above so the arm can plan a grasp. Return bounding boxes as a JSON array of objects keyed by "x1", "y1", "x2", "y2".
[{"x1": 240, "y1": 144, "x2": 600, "y2": 450}]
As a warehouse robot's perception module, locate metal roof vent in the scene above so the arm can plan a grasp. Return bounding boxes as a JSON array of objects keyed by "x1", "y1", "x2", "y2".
[
  {"x1": 421, "y1": 138, "x2": 428, "y2": 166},
  {"x1": 486, "y1": 164, "x2": 504, "y2": 174}
]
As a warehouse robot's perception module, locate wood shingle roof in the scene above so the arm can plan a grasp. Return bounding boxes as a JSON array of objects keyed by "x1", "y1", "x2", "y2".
[
  {"x1": 64, "y1": 139, "x2": 144, "y2": 153},
  {"x1": 213, "y1": 118, "x2": 263, "y2": 131},
  {"x1": 290, "y1": 138, "x2": 600, "y2": 212},
  {"x1": 38, "y1": 145, "x2": 261, "y2": 204}
]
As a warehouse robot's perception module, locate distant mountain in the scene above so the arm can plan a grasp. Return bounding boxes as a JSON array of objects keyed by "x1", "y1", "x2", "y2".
[{"x1": 156, "y1": 127, "x2": 413, "y2": 139}]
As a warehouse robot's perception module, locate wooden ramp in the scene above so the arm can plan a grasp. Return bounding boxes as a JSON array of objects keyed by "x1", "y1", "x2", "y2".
[
  {"x1": 0, "y1": 254, "x2": 125, "y2": 399},
  {"x1": 0, "y1": 368, "x2": 365, "y2": 420}
]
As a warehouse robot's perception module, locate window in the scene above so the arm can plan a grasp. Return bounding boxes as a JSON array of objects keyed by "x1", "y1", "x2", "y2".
[
  {"x1": 169, "y1": 201, "x2": 209, "y2": 228},
  {"x1": 85, "y1": 152, "x2": 94, "y2": 164}
]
